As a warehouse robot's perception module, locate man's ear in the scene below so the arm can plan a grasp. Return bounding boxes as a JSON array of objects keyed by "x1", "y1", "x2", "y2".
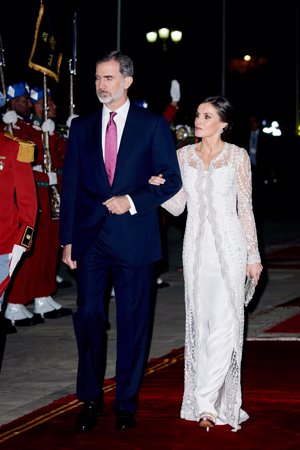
[{"x1": 124, "y1": 76, "x2": 133, "y2": 90}]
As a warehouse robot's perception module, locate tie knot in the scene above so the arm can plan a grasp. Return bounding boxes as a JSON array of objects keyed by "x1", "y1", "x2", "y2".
[{"x1": 109, "y1": 111, "x2": 117, "y2": 124}]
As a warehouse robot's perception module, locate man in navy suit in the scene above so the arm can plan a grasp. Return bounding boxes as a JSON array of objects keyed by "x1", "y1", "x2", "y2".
[{"x1": 60, "y1": 51, "x2": 182, "y2": 432}]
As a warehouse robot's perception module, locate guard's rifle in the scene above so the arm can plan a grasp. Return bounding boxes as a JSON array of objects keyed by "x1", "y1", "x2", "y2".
[
  {"x1": 68, "y1": 12, "x2": 77, "y2": 117},
  {"x1": 0, "y1": 33, "x2": 13, "y2": 134},
  {"x1": 42, "y1": 73, "x2": 60, "y2": 220}
]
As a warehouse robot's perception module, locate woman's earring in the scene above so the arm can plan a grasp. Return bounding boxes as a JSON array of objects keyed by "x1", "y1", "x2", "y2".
[{"x1": 220, "y1": 128, "x2": 224, "y2": 134}]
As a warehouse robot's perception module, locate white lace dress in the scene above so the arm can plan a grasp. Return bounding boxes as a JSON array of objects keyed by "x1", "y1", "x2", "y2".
[{"x1": 162, "y1": 142, "x2": 261, "y2": 431}]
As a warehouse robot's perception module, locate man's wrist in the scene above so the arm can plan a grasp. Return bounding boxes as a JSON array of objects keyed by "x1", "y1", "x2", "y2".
[{"x1": 125, "y1": 194, "x2": 137, "y2": 215}]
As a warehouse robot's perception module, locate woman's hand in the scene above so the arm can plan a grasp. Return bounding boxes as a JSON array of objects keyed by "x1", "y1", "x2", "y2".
[
  {"x1": 246, "y1": 262, "x2": 263, "y2": 286},
  {"x1": 148, "y1": 174, "x2": 165, "y2": 185}
]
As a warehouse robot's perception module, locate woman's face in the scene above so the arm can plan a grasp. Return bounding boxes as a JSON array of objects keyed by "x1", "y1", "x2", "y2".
[{"x1": 194, "y1": 102, "x2": 227, "y2": 139}]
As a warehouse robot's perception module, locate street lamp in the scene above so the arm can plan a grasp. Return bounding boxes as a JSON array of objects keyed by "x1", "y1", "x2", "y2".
[{"x1": 146, "y1": 27, "x2": 182, "y2": 51}]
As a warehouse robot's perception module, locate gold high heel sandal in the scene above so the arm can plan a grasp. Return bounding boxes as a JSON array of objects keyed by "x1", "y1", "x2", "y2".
[{"x1": 198, "y1": 412, "x2": 215, "y2": 432}]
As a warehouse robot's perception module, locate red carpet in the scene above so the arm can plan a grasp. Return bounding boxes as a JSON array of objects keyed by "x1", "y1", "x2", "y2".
[
  {"x1": 0, "y1": 342, "x2": 299, "y2": 450},
  {"x1": 266, "y1": 245, "x2": 300, "y2": 269},
  {"x1": 266, "y1": 312, "x2": 300, "y2": 333}
]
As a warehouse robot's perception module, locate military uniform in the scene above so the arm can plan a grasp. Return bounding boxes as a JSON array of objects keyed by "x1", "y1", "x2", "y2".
[
  {"x1": 4, "y1": 85, "x2": 72, "y2": 322},
  {"x1": 6, "y1": 121, "x2": 66, "y2": 301},
  {"x1": 0, "y1": 133, "x2": 36, "y2": 299},
  {"x1": 0, "y1": 131, "x2": 36, "y2": 360}
]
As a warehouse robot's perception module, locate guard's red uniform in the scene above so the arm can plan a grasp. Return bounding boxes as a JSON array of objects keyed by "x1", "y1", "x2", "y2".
[
  {"x1": 163, "y1": 103, "x2": 178, "y2": 124},
  {"x1": 0, "y1": 132, "x2": 37, "y2": 255},
  {"x1": 5, "y1": 123, "x2": 66, "y2": 304}
]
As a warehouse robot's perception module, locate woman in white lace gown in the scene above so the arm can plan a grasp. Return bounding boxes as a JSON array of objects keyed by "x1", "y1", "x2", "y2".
[{"x1": 149, "y1": 96, "x2": 262, "y2": 432}]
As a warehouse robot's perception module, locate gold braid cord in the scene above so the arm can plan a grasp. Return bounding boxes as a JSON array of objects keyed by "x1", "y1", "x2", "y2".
[{"x1": 4, "y1": 133, "x2": 35, "y2": 163}]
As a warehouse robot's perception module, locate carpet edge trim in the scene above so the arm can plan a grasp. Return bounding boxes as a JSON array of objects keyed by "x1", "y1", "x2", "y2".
[{"x1": 0, "y1": 351, "x2": 184, "y2": 443}]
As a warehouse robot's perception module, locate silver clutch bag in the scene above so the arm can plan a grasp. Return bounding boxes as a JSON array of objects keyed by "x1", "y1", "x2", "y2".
[{"x1": 244, "y1": 277, "x2": 255, "y2": 306}]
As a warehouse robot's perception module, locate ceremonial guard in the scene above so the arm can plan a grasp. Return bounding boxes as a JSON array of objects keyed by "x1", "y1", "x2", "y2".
[
  {"x1": 4, "y1": 85, "x2": 72, "y2": 325},
  {"x1": 0, "y1": 132, "x2": 37, "y2": 348},
  {"x1": 1, "y1": 82, "x2": 33, "y2": 138}
]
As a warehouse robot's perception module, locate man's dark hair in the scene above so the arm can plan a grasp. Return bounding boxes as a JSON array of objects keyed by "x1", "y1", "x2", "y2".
[{"x1": 96, "y1": 51, "x2": 134, "y2": 78}]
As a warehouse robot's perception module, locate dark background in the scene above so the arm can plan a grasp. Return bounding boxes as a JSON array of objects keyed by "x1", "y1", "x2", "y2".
[{"x1": 1, "y1": 0, "x2": 299, "y2": 139}]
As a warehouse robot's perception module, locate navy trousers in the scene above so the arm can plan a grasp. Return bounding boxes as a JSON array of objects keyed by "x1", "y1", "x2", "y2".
[{"x1": 74, "y1": 228, "x2": 155, "y2": 414}]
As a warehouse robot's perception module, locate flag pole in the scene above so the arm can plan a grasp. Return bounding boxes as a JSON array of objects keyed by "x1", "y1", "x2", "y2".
[
  {"x1": 0, "y1": 34, "x2": 13, "y2": 134},
  {"x1": 0, "y1": 34, "x2": 7, "y2": 102},
  {"x1": 69, "y1": 11, "x2": 77, "y2": 116},
  {"x1": 117, "y1": 0, "x2": 121, "y2": 51},
  {"x1": 42, "y1": 72, "x2": 60, "y2": 220}
]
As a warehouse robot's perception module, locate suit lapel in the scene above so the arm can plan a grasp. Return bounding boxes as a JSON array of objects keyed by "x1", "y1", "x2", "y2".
[
  {"x1": 113, "y1": 106, "x2": 137, "y2": 185},
  {"x1": 87, "y1": 108, "x2": 110, "y2": 185}
]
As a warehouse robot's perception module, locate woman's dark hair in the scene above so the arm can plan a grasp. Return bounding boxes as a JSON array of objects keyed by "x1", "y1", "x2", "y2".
[
  {"x1": 96, "y1": 51, "x2": 134, "y2": 78},
  {"x1": 201, "y1": 95, "x2": 235, "y2": 139}
]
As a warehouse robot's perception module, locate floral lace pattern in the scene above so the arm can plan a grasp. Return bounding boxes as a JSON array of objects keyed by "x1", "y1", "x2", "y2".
[{"x1": 162, "y1": 143, "x2": 260, "y2": 431}]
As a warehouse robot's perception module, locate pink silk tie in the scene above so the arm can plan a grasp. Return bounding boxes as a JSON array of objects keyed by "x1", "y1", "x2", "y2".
[{"x1": 105, "y1": 111, "x2": 117, "y2": 185}]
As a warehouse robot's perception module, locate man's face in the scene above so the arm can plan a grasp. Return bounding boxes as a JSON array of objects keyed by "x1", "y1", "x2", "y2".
[
  {"x1": 47, "y1": 97, "x2": 57, "y2": 118},
  {"x1": 11, "y1": 95, "x2": 32, "y2": 117},
  {"x1": 33, "y1": 96, "x2": 57, "y2": 119},
  {"x1": 33, "y1": 99, "x2": 43, "y2": 118},
  {"x1": 95, "y1": 60, "x2": 132, "y2": 107},
  {"x1": 176, "y1": 126, "x2": 188, "y2": 141}
]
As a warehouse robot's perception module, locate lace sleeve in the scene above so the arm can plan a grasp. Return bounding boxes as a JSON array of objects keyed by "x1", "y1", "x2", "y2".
[
  {"x1": 162, "y1": 187, "x2": 186, "y2": 216},
  {"x1": 161, "y1": 148, "x2": 187, "y2": 216},
  {"x1": 236, "y1": 148, "x2": 261, "y2": 264}
]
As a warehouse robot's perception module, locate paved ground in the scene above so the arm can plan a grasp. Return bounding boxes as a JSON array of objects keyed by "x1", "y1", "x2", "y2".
[{"x1": 0, "y1": 211, "x2": 299, "y2": 426}]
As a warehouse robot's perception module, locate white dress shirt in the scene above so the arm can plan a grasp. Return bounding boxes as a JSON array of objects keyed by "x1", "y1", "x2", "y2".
[{"x1": 102, "y1": 100, "x2": 136, "y2": 214}]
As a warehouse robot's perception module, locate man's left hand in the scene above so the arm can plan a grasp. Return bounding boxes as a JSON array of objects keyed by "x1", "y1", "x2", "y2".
[{"x1": 103, "y1": 196, "x2": 130, "y2": 215}]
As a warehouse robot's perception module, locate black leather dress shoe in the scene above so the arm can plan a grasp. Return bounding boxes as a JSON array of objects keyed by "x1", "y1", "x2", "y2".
[
  {"x1": 8, "y1": 315, "x2": 45, "y2": 327},
  {"x1": 115, "y1": 411, "x2": 136, "y2": 430},
  {"x1": 157, "y1": 280, "x2": 170, "y2": 289},
  {"x1": 3, "y1": 318, "x2": 17, "y2": 334},
  {"x1": 56, "y1": 279, "x2": 73, "y2": 289},
  {"x1": 43, "y1": 307, "x2": 72, "y2": 319},
  {"x1": 77, "y1": 400, "x2": 102, "y2": 432},
  {"x1": 32, "y1": 314, "x2": 46, "y2": 324}
]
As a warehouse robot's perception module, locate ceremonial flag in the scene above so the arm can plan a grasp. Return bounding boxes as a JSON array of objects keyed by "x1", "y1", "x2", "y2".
[{"x1": 28, "y1": 0, "x2": 62, "y2": 82}]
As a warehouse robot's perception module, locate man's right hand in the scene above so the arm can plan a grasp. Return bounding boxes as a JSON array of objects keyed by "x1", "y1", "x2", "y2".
[{"x1": 62, "y1": 244, "x2": 77, "y2": 269}]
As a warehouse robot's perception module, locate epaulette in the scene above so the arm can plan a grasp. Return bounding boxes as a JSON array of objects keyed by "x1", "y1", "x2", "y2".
[{"x1": 4, "y1": 132, "x2": 35, "y2": 163}]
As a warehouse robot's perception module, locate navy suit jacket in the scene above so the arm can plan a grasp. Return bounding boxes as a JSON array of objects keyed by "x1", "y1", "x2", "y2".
[{"x1": 59, "y1": 103, "x2": 182, "y2": 265}]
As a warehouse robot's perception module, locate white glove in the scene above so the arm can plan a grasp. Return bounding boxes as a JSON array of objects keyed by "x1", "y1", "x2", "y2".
[
  {"x1": 48, "y1": 172, "x2": 58, "y2": 185},
  {"x1": 8, "y1": 244, "x2": 26, "y2": 277},
  {"x1": 66, "y1": 114, "x2": 79, "y2": 129},
  {"x1": 32, "y1": 164, "x2": 43, "y2": 172},
  {"x1": 42, "y1": 118, "x2": 55, "y2": 135},
  {"x1": 170, "y1": 80, "x2": 180, "y2": 102},
  {"x1": 2, "y1": 110, "x2": 18, "y2": 125}
]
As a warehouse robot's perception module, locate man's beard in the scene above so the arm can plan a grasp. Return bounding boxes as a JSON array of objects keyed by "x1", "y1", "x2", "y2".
[{"x1": 97, "y1": 83, "x2": 124, "y2": 105}]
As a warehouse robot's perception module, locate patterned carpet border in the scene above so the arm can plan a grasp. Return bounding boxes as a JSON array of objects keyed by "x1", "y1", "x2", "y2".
[{"x1": 0, "y1": 350, "x2": 184, "y2": 444}]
